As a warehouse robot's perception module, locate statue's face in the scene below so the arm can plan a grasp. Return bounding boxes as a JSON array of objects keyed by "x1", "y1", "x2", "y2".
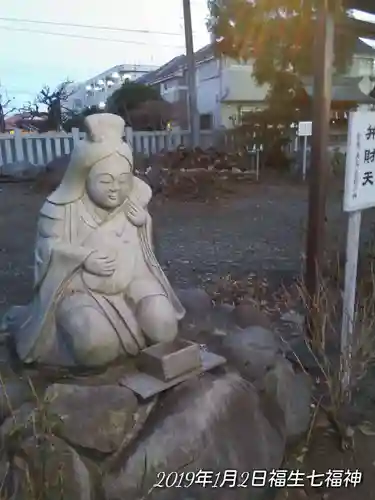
[{"x1": 86, "y1": 154, "x2": 133, "y2": 209}]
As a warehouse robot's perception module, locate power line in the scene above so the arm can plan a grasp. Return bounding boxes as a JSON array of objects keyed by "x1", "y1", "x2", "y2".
[
  {"x1": 5, "y1": 89, "x2": 35, "y2": 96},
  {"x1": 0, "y1": 16, "x2": 185, "y2": 37},
  {"x1": 0, "y1": 25, "x2": 185, "y2": 47}
]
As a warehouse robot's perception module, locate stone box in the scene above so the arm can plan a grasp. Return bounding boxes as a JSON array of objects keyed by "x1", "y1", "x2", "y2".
[{"x1": 137, "y1": 339, "x2": 201, "y2": 381}]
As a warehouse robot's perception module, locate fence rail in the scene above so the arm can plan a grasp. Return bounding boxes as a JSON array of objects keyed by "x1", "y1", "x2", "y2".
[
  {"x1": 0, "y1": 129, "x2": 85, "y2": 167},
  {"x1": 0, "y1": 126, "x2": 347, "y2": 176},
  {"x1": 0, "y1": 128, "x2": 220, "y2": 168}
]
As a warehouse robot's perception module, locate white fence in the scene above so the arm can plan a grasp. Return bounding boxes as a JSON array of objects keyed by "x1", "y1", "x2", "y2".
[
  {"x1": 0, "y1": 129, "x2": 83, "y2": 167},
  {"x1": 0, "y1": 128, "x2": 218, "y2": 167},
  {"x1": 0, "y1": 126, "x2": 347, "y2": 175}
]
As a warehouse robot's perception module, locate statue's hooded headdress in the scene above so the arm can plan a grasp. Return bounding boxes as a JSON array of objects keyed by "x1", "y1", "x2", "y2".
[{"x1": 48, "y1": 113, "x2": 133, "y2": 205}]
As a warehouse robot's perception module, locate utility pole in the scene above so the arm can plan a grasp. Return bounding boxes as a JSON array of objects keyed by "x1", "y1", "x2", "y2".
[
  {"x1": 305, "y1": 1, "x2": 334, "y2": 335},
  {"x1": 182, "y1": 0, "x2": 200, "y2": 148}
]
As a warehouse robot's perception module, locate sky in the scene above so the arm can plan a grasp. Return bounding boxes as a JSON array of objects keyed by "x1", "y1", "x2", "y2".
[
  {"x1": 0, "y1": 2, "x2": 374, "y2": 110},
  {"x1": 0, "y1": 0, "x2": 210, "y2": 108}
]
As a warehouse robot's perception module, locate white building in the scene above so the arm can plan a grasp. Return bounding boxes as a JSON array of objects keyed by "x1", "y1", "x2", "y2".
[
  {"x1": 136, "y1": 40, "x2": 375, "y2": 130},
  {"x1": 65, "y1": 63, "x2": 159, "y2": 112}
]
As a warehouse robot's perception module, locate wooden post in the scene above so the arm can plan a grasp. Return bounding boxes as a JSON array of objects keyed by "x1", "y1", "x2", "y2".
[
  {"x1": 63, "y1": 138, "x2": 70, "y2": 155},
  {"x1": 45, "y1": 137, "x2": 53, "y2": 164},
  {"x1": 183, "y1": 0, "x2": 199, "y2": 148},
  {"x1": 4, "y1": 137, "x2": 13, "y2": 164},
  {"x1": 55, "y1": 136, "x2": 62, "y2": 158},
  {"x1": 341, "y1": 109, "x2": 375, "y2": 401},
  {"x1": 13, "y1": 129, "x2": 24, "y2": 163},
  {"x1": 25, "y1": 138, "x2": 34, "y2": 165},
  {"x1": 340, "y1": 210, "x2": 361, "y2": 400},
  {"x1": 305, "y1": 2, "x2": 334, "y2": 335},
  {"x1": 35, "y1": 139, "x2": 44, "y2": 166}
]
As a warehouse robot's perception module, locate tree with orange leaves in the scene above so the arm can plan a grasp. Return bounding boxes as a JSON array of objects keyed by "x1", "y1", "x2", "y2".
[{"x1": 207, "y1": 0, "x2": 356, "y2": 121}]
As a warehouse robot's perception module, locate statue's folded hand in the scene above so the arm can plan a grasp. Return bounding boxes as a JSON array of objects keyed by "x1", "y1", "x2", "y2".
[
  {"x1": 127, "y1": 203, "x2": 147, "y2": 227},
  {"x1": 83, "y1": 250, "x2": 116, "y2": 276}
]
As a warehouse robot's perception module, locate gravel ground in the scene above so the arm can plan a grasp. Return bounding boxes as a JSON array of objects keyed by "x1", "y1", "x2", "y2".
[
  {"x1": 0, "y1": 180, "x2": 374, "y2": 316},
  {"x1": 2, "y1": 180, "x2": 375, "y2": 500}
]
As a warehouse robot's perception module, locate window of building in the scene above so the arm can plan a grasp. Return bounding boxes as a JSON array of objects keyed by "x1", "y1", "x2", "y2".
[
  {"x1": 73, "y1": 98, "x2": 82, "y2": 109},
  {"x1": 200, "y1": 113, "x2": 213, "y2": 130},
  {"x1": 359, "y1": 58, "x2": 375, "y2": 76}
]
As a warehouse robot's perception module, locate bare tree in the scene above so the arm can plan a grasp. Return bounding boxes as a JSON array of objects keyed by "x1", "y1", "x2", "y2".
[
  {"x1": 38, "y1": 79, "x2": 75, "y2": 131},
  {"x1": 0, "y1": 85, "x2": 16, "y2": 133},
  {"x1": 21, "y1": 79, "x2": 74, "y2": 131},
  {"x1": 19, "y1": 100, "x2": 42, "y2": 119}
]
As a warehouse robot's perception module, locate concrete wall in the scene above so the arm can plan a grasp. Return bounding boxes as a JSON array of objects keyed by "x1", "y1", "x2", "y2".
[
  {"x1": 196, "y1": 59, "x2": 222, "y2": 127},
  {"x1": 221, "y1": 59, "x2": 269, "y2": 104},
  {"x1": 195, "y1": 58, "x2": 270, "y2": 128},
  {"x1": 66, "y1": 65, "x2": 158, "y2": 112}
]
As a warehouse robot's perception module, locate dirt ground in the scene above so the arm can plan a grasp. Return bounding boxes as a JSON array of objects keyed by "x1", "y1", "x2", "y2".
[
  {"x1": 2, "y1": 179, "x2": 375, "y2": 499},
  {"x1": 0, "y1": 179, "x2": 348, "y2": 315}
]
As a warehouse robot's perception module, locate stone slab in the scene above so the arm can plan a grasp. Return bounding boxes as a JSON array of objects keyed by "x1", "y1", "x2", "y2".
[{"x1": 119, "y1": 350, "x2": 226, "y2": 400}]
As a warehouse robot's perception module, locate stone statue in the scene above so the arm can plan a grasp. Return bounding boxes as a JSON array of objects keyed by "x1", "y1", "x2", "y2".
[{"x1": 2, "y1": 113, "x2": 185, "y2": 368}]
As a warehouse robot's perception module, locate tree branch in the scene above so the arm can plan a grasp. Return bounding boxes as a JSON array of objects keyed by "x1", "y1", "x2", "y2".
[{"x1": 19, "y1": 101, "x2": 42, "y2": 119}]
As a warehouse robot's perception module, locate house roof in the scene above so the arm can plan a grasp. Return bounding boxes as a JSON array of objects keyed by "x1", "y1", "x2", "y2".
[
  {"x1": 137, "y1": 39, "x2": 374, "y2": 87},
  {"x1": 136, "y1": 44, "x2": 215, "y2": 85},
  {"x1": 345, "y1": 0, "x2": 375, "y2": 14},
  {"x1": 302, "y1": 76, "x2": 375, "y2": 103},
  {"x1": 354, "y1": 38, "x2": 375, "y2": 55}
]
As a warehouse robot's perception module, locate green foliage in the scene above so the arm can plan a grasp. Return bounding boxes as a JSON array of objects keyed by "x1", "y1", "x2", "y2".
[
  {"x1": 63, "y1": 105, "x2": 105, "y2": 132},
  {"x1": 106, "y1": 81, "x2": 162, "y2": 122},
  {"x1": 106, "y1": 81, "x2": 178, "y2": 130},
  {"x1": 208, "y1": 0, "x2": 357, "y2": 161},
  {"x1": 63, "y1": 106, "x2": 104, "y2": 132},
  {"x1": 208, "y1": 0, "x2": 355, "y2": 76}
]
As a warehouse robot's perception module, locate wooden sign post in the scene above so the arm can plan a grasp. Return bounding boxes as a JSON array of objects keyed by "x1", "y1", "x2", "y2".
[{"x1": 342, "y1": 110, "x2": 375, "y2": 399}]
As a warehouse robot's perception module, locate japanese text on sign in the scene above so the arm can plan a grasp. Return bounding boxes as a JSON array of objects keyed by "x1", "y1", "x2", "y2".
[{"x1": 344, "y1": 111, "x2": 375, "y2": 212}]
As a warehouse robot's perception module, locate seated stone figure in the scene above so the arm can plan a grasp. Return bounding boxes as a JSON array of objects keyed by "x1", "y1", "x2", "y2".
[{"x1": 2, "y1": 113, "x2": 185, "y2": 368}]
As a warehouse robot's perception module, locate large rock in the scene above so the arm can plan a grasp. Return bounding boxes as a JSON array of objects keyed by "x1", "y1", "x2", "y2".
[
  {"x1": 104, "y1": 370, "x2": 285, "y2": 500},
  {"x1": 232, "y1": 303, "x2": 272, "y2": 329},
  {"x1": 9, "y1": 435, "x2": 93, "y2": 499},
  {"x1": 264, "y1": 357, "x2": 312, "y2": 442},
  {"x1": 177, "y1": 288, "x2": 213, "y2": 319},
  {"x1": 220, "y1": 326, "x2": 283, "y2": 382},
  {"x1": 45, "y1": 384, "x2": 138, "y2": 453},
  {"x1": 0, "y1": 161, "x2": 43, "y2": 181}
]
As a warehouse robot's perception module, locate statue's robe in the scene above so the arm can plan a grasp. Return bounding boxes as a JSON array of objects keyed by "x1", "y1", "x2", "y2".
[{"x1": 5, "y1": 177, "x2": 184, "y2": 365}]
